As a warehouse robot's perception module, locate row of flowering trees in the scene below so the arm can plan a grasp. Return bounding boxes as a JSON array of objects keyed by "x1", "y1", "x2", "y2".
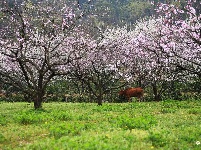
[{"x1": 0, "y1": 0, "x2": 200, "y2": 109}]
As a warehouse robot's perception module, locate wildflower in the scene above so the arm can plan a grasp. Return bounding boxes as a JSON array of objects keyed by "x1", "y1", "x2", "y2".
[
  {"x1": 196, "y1": 141, "x2": 200, "y2": 145},
  {"x1": 105, "y1": 134, "x2": 110, "y2": 138}
]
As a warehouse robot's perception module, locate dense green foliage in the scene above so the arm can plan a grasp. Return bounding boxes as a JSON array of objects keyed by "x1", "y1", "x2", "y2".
[
  {"x1": 91, "y1": 0, "x2": 192, "y2": 26},
  {"x1": 92, "y1": 0, "x2": 154, "y2": 26},
  {"x1": 1, "y1": 77, "x2": 200, "y2": 103},
  {"x1": 0, "y1": 101, "x2": 201, "y2": 149}
]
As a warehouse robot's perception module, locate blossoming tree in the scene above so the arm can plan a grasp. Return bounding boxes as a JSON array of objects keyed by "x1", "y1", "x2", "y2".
[
  {"x1": 0, "y1": 0, "x2": 91, "y2": 109},
  {"x1": 155, "y1": 0, "x2": 201, "y2": 77},
  {"x1": 67, "y1": 28, "x2": 130, "y2": 105},
  {"x1": 134, "y1": 0, "x2": 201, "y2": 100}
]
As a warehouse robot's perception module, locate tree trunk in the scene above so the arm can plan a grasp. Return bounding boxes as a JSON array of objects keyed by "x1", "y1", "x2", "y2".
[
  {"x1": 97, "y1": 95, "x2": 103, "y2": 106},
  {"x1": 97, "y1": 85, "x2": 103, "y2": 105},
  {"x1": 34, "y1": 98, "x2": 42, "y2": 109},
  {"x1": 152, "y1": 83, "x2": 161, "y2": 101},
  {"x1": 33, "y1": 90, "x2": 44, "y2": 109}
]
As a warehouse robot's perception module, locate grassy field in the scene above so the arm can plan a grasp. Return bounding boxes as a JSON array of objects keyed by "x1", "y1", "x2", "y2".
[{"x1": 0, "y1": 100, "x2": 201, "y2": 150}]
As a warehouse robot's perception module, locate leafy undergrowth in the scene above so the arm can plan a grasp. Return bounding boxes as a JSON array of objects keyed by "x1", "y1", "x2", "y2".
[{"x1": 0, "y1": 100, "x2": 201, "y2": 150}]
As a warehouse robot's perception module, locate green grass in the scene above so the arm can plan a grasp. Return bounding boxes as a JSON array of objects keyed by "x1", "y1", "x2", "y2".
[{"x1": 0, "y1": 100, "x2": 201, "y2": 150}]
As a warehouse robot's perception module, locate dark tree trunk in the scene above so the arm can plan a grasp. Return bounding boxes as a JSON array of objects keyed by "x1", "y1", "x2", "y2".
[
  {"x1": 97, "y1": 97, "x2": 102, "y2": 105},
  {"x1": 137, "y1": 77, "x2": 142, "y2": 88},
  {"x1": 152, "y1": 83, "x2": 161, "y2": 101},
  {"x1": 97, "y1": 85, "x2": 103, "y2": 105},
  {"x1": 33, "y1": 73, "x2": 46, "y2": 109},
  {"x1": 33, "y1": 89, "x2": 45, "y2": 109},
  {"x1": 97, "y1": 95, "x2": 103, "y2": 106},
  {"x1": 34, "y1": 98, "x2": 42, "y2": 109}
]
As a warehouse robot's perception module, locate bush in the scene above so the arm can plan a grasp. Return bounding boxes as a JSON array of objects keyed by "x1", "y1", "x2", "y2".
[
  {"x1": 0, "y1": 133, "x2": 6, "y2": 142},
  {"x1": 0, "y1": 115, "x2": 7, "y2": 126},
  {"x1": 0, "y1": 94, "x2": 26, "y2": 102},
  {"x1": 16, "y1": 109, "x2": 47, "y2": 125},
  {"x1": 49, "y1": 123, "x2": 90, "y2": 139},
  {"x1": 117, "y1": 115, "x2": 157, "y2": 130},
  {"x1": 148, "y1": 131, "x2": 168, "y2": 147}
]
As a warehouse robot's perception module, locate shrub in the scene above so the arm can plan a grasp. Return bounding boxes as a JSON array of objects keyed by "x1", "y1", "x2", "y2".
[
  {"x1": 148, "y1": 131, "x2": 168, "y2": 147},
  {"x1": 54, "y1": 112, "x2": 73, "y2": 121},
  {"x1": 0, "y1": 133, "x2": 6, "y2": 142},
  {"x1": 188, "y1": 108, "x2": 201, "y2": 115},
  {"x1": 15, "y1": 110, "x2": 47, "y2": 125},
  {"x1": 49, "y1": 123, "x2": 90, "y2": 139},
  {"x1": 0, "y1": 115, "x2": 7, "y2": 126},
  {"x1": 117, "y1": 115, "x2": 157, "y2": 130}
]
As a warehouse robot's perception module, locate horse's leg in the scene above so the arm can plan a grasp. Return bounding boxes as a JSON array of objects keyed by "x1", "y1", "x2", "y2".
[
  {"x1": 127, "y1": 96, "x2": 131, "y2": 102},
  {"x1": 141, "y1": 94, "x2": 144, "y2": 102},
  {"x1": 138, "y1": 96, "x2": 141, "y2": 102},
  {"x1": 141, "y1": 92, "x2": 144, "y2": 102},
  {"x1": 141, "y1": 96, "x2": 143, "y2": 102},
  {"x1": 138, "y1": 97, "x2": 140, "y2": 102}
]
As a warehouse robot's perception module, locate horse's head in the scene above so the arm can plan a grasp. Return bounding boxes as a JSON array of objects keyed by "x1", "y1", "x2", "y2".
[
  {"x1": 118, "y1": 90, "x2": 125, "y2": 96},
  {"x1": 118, "y1": 89, "x2": 127, "y2": 102}
]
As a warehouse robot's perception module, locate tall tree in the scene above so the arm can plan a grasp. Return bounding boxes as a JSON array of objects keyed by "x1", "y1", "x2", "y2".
[
  {"x1": 155, "y1": 0, "x2": 201, "y2": 77},
  {"x1": 0, "y1": 0, "x2": 91, "y2": 109},
  {"x1": 68, "y1": 32, "x2": 127, "y2": 105},
  {"x1": 131, "y1": 0, "x2": 201, "y2": 100}
]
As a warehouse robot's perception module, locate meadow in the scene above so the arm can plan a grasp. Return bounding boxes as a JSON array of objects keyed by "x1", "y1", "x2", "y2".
[{"x1": 0, "y1": 100, "x2": 201, "y2": 150}]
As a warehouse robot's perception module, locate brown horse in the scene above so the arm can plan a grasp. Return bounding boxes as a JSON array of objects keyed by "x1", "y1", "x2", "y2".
[{"x1": 119, "y1": 87, "x2": 144, "y2": 102}]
